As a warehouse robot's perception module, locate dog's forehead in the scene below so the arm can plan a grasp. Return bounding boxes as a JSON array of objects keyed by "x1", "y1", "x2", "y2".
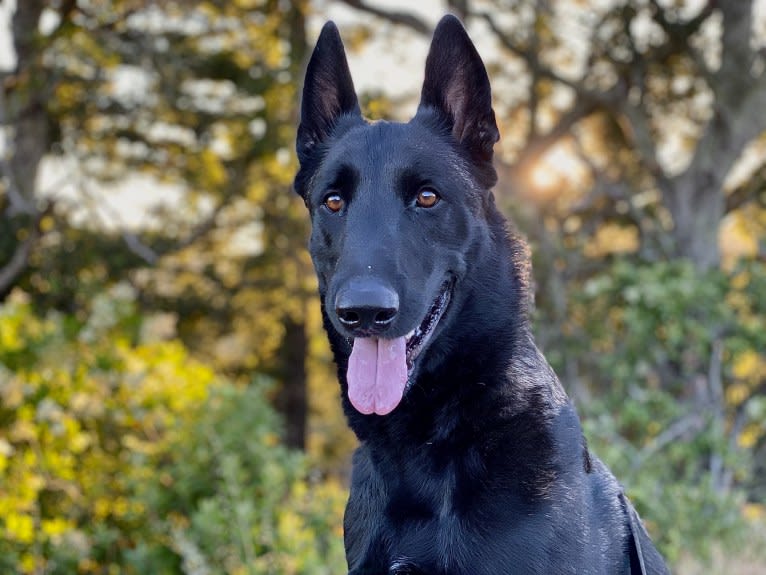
[{"x1": 325, "y1": 120, "x2": 454, "y2": 172}]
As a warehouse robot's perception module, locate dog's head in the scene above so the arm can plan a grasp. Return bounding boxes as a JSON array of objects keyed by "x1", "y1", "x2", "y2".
[{"x1": 295, "y1": 16, "x2": 504, "y2": 417}]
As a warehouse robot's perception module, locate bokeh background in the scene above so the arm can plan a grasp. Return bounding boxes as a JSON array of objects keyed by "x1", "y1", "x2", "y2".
[{"x1": 1, "y1": 0, "x2": 765, "y2": 573}]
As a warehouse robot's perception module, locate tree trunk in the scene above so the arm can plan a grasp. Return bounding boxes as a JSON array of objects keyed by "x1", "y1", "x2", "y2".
[
  {"x1": 8, "y1": 0, "x2": 47, "y2": 205},
  {"x1": 1, "y1": 0, "x2": 48, "y2": 298},
  {"x1": 664, "y1": 175, "x2": 725, "y2": 271},
  {"x1": 663, "y1": 0, "x2": 766, "y2": 272},
  {"x1": 275, "y1": 314, "x2": 308, "y2": 451},
  {"x1": 272, "y1": 3, "x2": 310, "y2": 452}
]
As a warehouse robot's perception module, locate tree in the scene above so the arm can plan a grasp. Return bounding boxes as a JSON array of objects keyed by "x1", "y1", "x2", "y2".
[{"x1": 0, "y1": 0, "x2": 328, "y2": 451}]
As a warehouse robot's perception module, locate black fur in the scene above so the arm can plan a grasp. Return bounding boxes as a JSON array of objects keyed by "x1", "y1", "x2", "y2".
[{"x1": 295, "y1": 15, "x2": 669, "y2": 575}]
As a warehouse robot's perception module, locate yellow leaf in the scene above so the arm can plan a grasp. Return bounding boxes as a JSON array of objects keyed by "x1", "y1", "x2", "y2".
[
  {"x1": 743, "y1": 503, "x2": 765, "y2": 522},
  {"x1": 200, "y1": 149, "x2": 227, "y2": 188},
  {"x1": 40, "y1": 215, "x2": 55, "y2": 233},
  {"x1": 41, "y1": 517, "x2": 73, "y2": 539},
  {"x1": 20, "y1": 553, "x2": 37, "y2": 574},
  {"x1": 732, "y1": 350, "x2": 766, "y2": 383},
  {"x1": 584, "y1": 223, "x2": 639, "y2": 258},
  {"x1": 726, "y1": 382, "x2": 749, "y2": 406},
  {"x1": 6, "y1": 513, "x2": 35, "y2": 544},
  {"x1": 738, "y1": 425, "x2": 761, "y2": 449}
]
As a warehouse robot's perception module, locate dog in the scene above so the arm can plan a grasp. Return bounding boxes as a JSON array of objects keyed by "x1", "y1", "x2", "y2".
[{"x1": 294, "y1": 14, "x2": 670, "y2": 575}]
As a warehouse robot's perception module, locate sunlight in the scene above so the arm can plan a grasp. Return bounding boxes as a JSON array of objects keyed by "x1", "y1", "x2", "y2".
[
  {"x1": 530, "y1": 161, "x2": 559, "y2": 191},
  {"x1": 528, "y1": 143, "x2": 586, "y2": 197}
]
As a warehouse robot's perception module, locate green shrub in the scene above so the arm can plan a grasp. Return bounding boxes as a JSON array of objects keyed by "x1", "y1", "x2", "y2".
[
  {"x1": 0, "y1": 289, "x2": 346, "y2": 574},
  {"x1": 559, "y1": 259, "x2": 766, "y2": 564},
  {"x1": 132, "y1": 380, "x2": 347, "y2": 575}
]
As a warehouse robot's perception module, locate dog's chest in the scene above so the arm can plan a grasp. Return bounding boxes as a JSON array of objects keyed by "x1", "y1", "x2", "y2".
[
  {"x1": 346, "y1": 439, "x2": 592, "y2": 575},
  {"x1": 386, "y1": 473, "x2": 472, "y2": 574},
  {"x1": 357, "y1": 454, "x2": 499, "y2": 573},
  {"x1": 435, "y1": 465, "x2": 455, "y2": 519}
]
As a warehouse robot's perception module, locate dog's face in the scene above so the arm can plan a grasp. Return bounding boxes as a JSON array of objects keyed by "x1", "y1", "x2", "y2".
[{"x1": 295, "y1": 16, "x2": 499, "y2": 416}]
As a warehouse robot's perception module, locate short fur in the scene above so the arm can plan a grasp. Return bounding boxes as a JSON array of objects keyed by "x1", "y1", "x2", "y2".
[{"x1": 295, "y1": 15, "x2": 669, "y2": 575}]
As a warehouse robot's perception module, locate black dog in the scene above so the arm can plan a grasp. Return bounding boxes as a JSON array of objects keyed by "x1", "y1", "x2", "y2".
[{"x1": 294, "y1": 15, "x2": 669, "y2": 575}]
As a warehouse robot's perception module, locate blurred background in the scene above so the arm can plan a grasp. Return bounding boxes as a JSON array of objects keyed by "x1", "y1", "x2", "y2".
[{"x1": 0, "y1": 0, "x2": 765, "y2": 573}]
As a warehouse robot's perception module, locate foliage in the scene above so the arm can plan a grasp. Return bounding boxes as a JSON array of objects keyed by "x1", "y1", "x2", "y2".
[
  {"x1": 556, "y1": 258, "x2": 766, "y2": 563},
  {"x1": 133, "y1": 380, "x2": 347, "y2": 575},
  {"x1": 0, "y1": 290, "x2": 346, "y2": 574}
]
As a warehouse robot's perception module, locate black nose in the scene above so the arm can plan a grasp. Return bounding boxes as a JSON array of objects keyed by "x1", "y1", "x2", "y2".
[{"x1": 335, "y1": 279, "x2": 399, "y2": 336}]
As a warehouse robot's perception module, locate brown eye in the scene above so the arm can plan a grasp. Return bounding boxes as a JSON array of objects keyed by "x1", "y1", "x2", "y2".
[
  {"x1": 416, "y1": 187, "x2": 440, "y2": 208},
  {"x1": 324, "y1": 193, "x2": 344, "y2": 213}
]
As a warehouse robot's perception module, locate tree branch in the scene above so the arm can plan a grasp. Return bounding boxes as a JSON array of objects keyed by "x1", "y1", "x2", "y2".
[
  {"x1": 726, "y1": 164, "x2": 766, "y2": 213},
  {"x1": 570, "y1": 135, "x2": 647, "y2": 234},
  {"x1": 652, "y1": 0, "x2": 718, "y2": 85},
  {"x1": 0, "y1": 204, "x2": 52, "y2": 298},
  {"x1": 632, "y1": 412, "x2": 707, "y2": 471},
  {"x1": 647, "y1": 0, "x2": 715, "y2": 39},
  {"x1": 333, "y1": 0, "x2": 431, "y2": 36},
  {"x1": 0, "y1": 235, "x2": 36, "y2": 297},
  {"x1": 71, "y1": 171, "x2": 158, "y2": 265},
  {"x1": 479, "y1": 10, "x2": 586, "y2": 94},
  {"x1": 0, "y1": 87, "x2": 37, "y2": 217},
  {"x1": 512, "y1": 94, "x2": 604, "y2": 174}
]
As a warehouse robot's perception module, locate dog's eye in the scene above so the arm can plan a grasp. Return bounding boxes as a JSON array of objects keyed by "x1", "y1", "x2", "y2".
[
  {"x1": 416, "y1": 187, "x2": 440, "y2": 208},
  {"x1": 323, "y1": 192, "x2": 344, "y2": 213}
]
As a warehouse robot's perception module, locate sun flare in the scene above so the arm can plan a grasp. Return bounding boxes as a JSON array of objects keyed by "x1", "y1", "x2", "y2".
[{"x1": 528, "y1": 144, "x2": 586, "y2": 196}]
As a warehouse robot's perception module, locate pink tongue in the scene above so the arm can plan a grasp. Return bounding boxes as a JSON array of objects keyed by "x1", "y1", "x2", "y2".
[{"x1": 347, "y1": 337, "x2": 408, "y2": 415}]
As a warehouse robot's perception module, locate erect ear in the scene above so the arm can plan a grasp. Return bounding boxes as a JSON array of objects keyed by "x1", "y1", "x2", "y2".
[
  {"x1": 417, "y1": 15, "x2": 499, "y2": 162},
  {"x1": 296, "y1": 21, "x2": 361, "y2": 162}
]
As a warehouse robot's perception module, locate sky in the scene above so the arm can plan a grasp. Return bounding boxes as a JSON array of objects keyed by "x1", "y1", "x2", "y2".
[{"x1": 0, "y1": 1, "x2": 12, "y2": 71}]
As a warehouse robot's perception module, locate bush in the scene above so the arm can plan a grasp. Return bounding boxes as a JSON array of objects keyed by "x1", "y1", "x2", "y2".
[
  {"x1": 132, "y1": 380, "x2": 347, "y2": 575},
  {"x1": 0, "y1": 289, "x2": 346, "y2": 574},
  {"x1": 561, "y1": 259, "x2": 766, "y2": 564}
]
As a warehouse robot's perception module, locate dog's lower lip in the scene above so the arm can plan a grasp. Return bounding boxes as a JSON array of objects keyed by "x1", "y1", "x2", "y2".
[{"x1": 405, "y1": 278, "x2": 454, "y2": 370}]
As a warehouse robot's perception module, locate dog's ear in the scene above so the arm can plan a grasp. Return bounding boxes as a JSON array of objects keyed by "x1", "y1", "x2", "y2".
[
  {"x1": 297, "y1": 22, "x2": 361, "y2": 162},
  {"x1": 418, "y1": 15, "x2": 499, "y2": 162}
]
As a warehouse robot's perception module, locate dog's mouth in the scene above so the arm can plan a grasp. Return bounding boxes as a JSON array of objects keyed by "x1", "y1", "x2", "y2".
[
  {"x1": 405, "y1": 278, "x2": 453, "y2": 370},
  {"x1": 346, "y1": 278, "x2": 454, "y2": 416}
]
